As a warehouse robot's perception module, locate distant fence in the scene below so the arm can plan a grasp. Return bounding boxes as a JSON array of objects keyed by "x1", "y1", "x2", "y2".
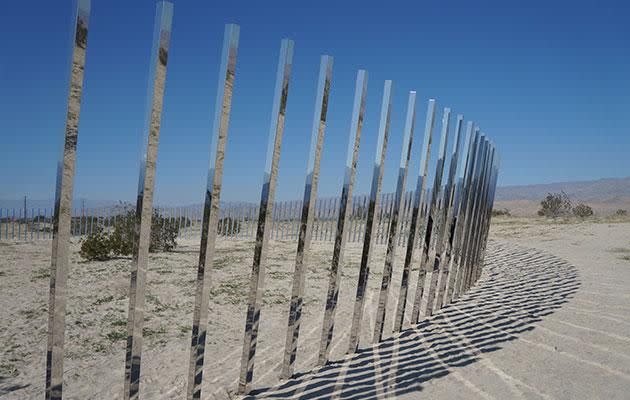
[{"x1": 0, "y1": 192, "x2": 426, "y2": 246}]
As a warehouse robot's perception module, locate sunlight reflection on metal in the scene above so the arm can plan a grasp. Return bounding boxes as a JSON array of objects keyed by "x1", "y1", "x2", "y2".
[
  {"x1": 282, "y1": 55, "x2": 333, "y2": 378},
  {"x1": 123, "y1": 3, "x2": 173, "y2": 399},
  {"x1": 45, "y1": 1, "x2": 91, "y2": 399},
  {"x1": 393, "y1": 99, "x2": 436, "y2": 332},
  {"x1": 319, "y1": 69, "x2": 368, "y2": 364},
  {"x1": 373, "y1": 91, "x2": 416, "y2": 342},
  {"x1": 348, "y1": 80, "x2": 393, "y2": 353},
  {"x1": 239, "y1": 38, "x2": 294, "y2": 394},
  {"x1": 187, "y1": 23, "x2": 239, "y2": 400}
]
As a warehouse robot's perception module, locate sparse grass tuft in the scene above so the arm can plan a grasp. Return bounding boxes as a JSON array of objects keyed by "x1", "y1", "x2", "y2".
[{"x1": 31, "y1": 267, "x2": 50, "y2": 281}]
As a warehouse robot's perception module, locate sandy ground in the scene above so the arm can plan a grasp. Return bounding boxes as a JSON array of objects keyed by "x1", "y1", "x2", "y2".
[{"x1": 1, "y1": 218, "x2": 629, "y2": 399}]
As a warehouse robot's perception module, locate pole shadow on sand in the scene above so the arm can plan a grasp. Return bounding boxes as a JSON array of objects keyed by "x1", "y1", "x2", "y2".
[{"x1": 245, "y1": 241, "x2": 580, "y2": 399}]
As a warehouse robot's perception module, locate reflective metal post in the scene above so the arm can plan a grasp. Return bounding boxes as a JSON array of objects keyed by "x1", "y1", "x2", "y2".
[
  {"x1": 471, "y1": 146, "x2": 494, "y2": 284},
  {"x1": 409, "y1": 102, "x2": 443, "y2": 324},
  {"x1": 187, "y1": 24, "x2": 239, "y2": 400},
  {"x1": 318, "y1": 70, "x2": 368, "y2": 364},
  {"x1": 475, "y1": 153, "x2": 500, "y2": 276},
  {"x1": 431, "y1": 115, "x2": 464, "y2": 312},
  {"x1": 422, "y1": 108, "x2": 454, "y2": 317},
  {"x1": 453, "y1": 134, "x2": 486, "y2": 299},
  {"x1": 465, "y1": 142, "x2": 493, "y2": 290},
  {"x1": 348, "y1": 80, "x2": 393, "y2": 353},
  {"x1": 393, "y1": 99, "x2": 436, "y2": 332},
  {"x1": 239, "y1": 39, "x2": 294, "y2": 394},
  {"x1": 443, "y1": 125, "x2": 478, "y2": 305},
  {"x1": 123, "y1": 3, "x2": 173, "y2": 399},
  {"x1": 282, "y1": 55, "x2": 333, "y2": 378},
  {"x1": 461, "y1": 140, "x2": 489, "y2": 293},
  {"x1": 450, "y1": 132, "x2": 482, "y2": 302},
  {"x1": 465, "y1": 137, "x2": 491, "y2": 292},
  {"x1": 373, "y1": 91, "x2": 417, "y2": 342},
  {"x1": 45, "y1": 1, "x2": 90, "y2": 398}
]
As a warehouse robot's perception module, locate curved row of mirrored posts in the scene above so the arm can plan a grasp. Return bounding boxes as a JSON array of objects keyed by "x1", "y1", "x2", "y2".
[{"x1": 44, "y1": 1, "x2": 500, "y2": 399}]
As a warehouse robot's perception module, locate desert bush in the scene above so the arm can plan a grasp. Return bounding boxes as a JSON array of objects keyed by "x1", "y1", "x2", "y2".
[
  {"x1": 79, "y1": 229, "x2": 110, "y2": 261},
  {"x1": 615, "y1": 209, "x2": 627, "y2": 216},
  {"x1": 492, "y1": 208, "x2": 511, "y2": 217},
  {"x1": 538, "y1": 191, "x2": 572, "y2": 218},
  {"x1": 79, "y1": 208, "x2": 179, "y2": 261},
  {"x1": 150, "y1": 211, "x2": 179, "y2": 252},
  {"x1": 217, "y1": 217, "x2": 241, "y2": 236},
  {"x1": 572, "y1": 203, "x2": 594, "y2": 218},
  {"x1": 108, "y1": 210, "x2": 135, "y2": 256}
]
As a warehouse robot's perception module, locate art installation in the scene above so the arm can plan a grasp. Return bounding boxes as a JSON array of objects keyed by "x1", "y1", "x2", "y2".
[{"x1": 42, "y1": 1, "x2": 500, "y2": 398}]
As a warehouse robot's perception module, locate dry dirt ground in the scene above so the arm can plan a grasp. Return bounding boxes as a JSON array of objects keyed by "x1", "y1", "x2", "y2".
[{"x1": 1, "y1": 218, "x2": 629, "y2": 399}]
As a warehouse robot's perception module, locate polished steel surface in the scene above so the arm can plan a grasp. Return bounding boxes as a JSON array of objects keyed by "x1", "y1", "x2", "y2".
[
  {"x1": 410, "y1": 103, "x2": 444, "y2": 324},
  {"x1": 422, "y1": 108, "x2": 453, "y2": 317},
  {"x1": 373, "y1": 91, "x2": 416, "y2": 342},
  {"x1": 319, "y1": 70, "x2": 368, "y2": 364},
  {"x1": 123, "y1": 3, "x2": 173, "y2": 399},
  {"x1": 239, "y1": 38, "x2": 294, "y2": 394},
  {"x1": 45, "y1": 1, "x2": 91, "y2": 398},
  {"x1": 187, "y1": 23, "x2": 239, "y2": 400},
  {"x1": 282, "y1": 55, "x2": 333, "y2": 378},
  {"x1": 348, "y1": 80, "x2": 393, "y2": 353},
  {"x1": 453, "y1": 133, "x2": 486, "y2": 299},
  {"x1": 431, "y1": 115, "x2": 464, "y2": 312},
  {"x1": 444, "y1": 127, "x2": 479, "y2": 305},
  {"x1": 393, "y1": 99, "x2": 436, "y2": 332}
]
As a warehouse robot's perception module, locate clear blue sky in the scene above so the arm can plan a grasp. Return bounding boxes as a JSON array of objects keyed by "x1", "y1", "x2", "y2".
[{"x1": 1, "y1": 0, "x2": 628, "y2": 205}]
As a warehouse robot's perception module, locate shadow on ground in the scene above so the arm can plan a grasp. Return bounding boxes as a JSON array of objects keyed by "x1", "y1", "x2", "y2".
[{"x1": 246, "y1": 242, "x2": 580, "y2": 399}]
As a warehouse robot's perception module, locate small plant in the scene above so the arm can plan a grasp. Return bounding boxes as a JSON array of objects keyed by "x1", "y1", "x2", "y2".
[
  {"x1": 573, "y1": 203, "x2": 594, "y2": 218},
  {"x1": 79, "y1": 229, "x2": 111, "y2": 261},
  {"x1": 492, "y1": 208, "x2": 511, "y2": 217},
  {"x1": 79, "y1": 206, "x2": 180, "y2": 261},
  {"x1": 615, "y1": 209, "x2": 627, "y2": 216},
  {"x1": 538, "y1": 191, "x2": 572, "y2": 218}
]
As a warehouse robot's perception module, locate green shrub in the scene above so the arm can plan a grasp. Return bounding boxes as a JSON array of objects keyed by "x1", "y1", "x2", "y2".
[
  {"x1": 79, "y1": 229, "x2": 111, "y2": 261},
  {"x1": 79, "y1": 207, "x2": 180, "y2": 261},
  {"x1": 538, "y1": 191, "x2": 572, "y2": 218},
  {"x1": 573, "y1": 203, "x2": 594, "y2": 218},
  {"x1": 150, "y1": 211, "x2": 179, "y2": 252},
  {"x1": 492, "y1": 208, "x2": 511, "y2": 217}
]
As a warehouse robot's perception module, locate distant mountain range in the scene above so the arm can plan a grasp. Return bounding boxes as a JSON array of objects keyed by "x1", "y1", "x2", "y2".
[
  {"x1": 495, "y1": 176, "x2": 630, "y2": 216},
  {"x1": 2, "y1": 177, "x2": 629, "y2": 217}
]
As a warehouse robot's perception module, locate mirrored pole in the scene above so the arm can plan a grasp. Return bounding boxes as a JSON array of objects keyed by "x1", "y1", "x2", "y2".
[
  {"x1": 461, "y1": 140, "x2": 489, "y2": 292},
  {"x1": 476, "y1": 152, "x2": 500, "y2": 275},
  {"x1": 348, "y1": 80, "x2": 393, "y2": 353},
  {"x1": 123, "y1": 3, "x2": 173, "y2": 399},
  {"x1": 431, "y1": 115, "x2": 464, "y2": 312},
  {"x1": 423, "y1": 109, "x2": 458, "y2": 317},
  {"x1": 319, "y1": 70, "x2": 368, "y2": 365},
  {"x1": 238, "y1": 39, "x2": 294, "y2": 394},
  {"x1": 282, "y1": 55, "x2": 333, "y2": 378},
  {"x1": 373, "y1": 91, "x2": 417, "y2": 342},
  {"x1": 471, "y1": 146, "x2": 494, "y2": 285},
  {"x1": 452, "y1": 133, "x2": 483, "y2": 300},
  {"x1": 453, "y1": 134, "x2": 487, "y2": 299},
  {"x1": 466, "y1": 142, "x2": 494, "y2": 290},
  {"x1": 444, "y1": 128, "x2": 480, "y2": 304},
  {"x1": 187, "y1": 24, "x2": 239, "y2": 400},
  {"x1": 410, "y1": 104, "x2": 445, "y2": 324},
  {"x1": 45, "y1": 1, "x2": 91, "y2": 398},
  {"x1": 393, "y1": 99, "x2": 436, "y2": 332}
]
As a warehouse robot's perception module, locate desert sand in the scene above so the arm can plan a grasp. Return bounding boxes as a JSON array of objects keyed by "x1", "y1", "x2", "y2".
[{"x1": 1, "y1": 218, "x2": 629, "y2": 399}]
